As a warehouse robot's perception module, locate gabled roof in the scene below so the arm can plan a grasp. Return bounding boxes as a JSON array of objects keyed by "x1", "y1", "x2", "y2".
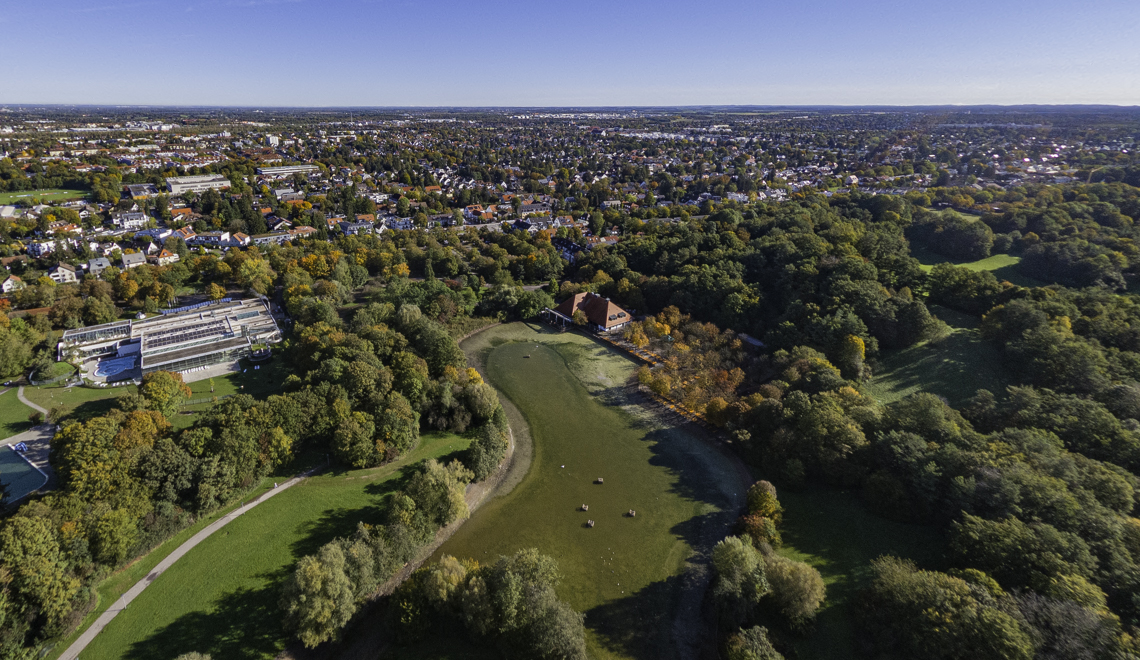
[{"x1": 553, "y1": 292, "x2": 630, "y2": 330}]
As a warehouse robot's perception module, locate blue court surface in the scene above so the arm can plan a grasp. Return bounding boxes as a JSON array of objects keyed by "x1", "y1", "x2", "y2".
[{"x1": 0, "y1": 446, "x2": 45, "y2": 503}]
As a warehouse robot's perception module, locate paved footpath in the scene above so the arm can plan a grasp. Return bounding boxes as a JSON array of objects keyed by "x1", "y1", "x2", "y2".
[
  {"x1": 17, "y1": 386, "x2": 49, "y2": 415},
  {"x1": 58, "y1": 467, "x2": 321, "y2": 660}
]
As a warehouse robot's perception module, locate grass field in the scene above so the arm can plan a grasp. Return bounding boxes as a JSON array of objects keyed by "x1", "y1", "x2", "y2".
[
  {"x1": 423, "y1": 324, "x2": 743, "y2": 660},
  {"x1": 911, "y1": 247, "x2": 1044, "y2": 288},
  {"x1": 79, "y1": 432, "x2": 471, "y2": 660},
  {"x1": 867, "y1": 305, "x2": 1013, "y2": 406},
  {"x1": 774, "y1": 487, "x2": 941, "y2": 659},
  {"x1": 0, "y1": 189, "x2": 88, "y2": 205},
  {"x1": 22, "y1": 384, "x2": 125, "y2": 422},
  {"x1": 0, "y1": 388, "x2": 34, "y2": 439}
]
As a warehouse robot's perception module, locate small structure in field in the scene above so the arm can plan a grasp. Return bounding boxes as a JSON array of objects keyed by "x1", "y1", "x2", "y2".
[
  {"x1": 596, "y1": 477, "x2": 604, "y2": 484},
  {"x1": 586, "y1": 519, "x2": 595, "y2": 528},
  {"x1": 581, "y1": 504, "x2": 589, "y2": 511},
  {"x1": 628, "y1": 509, "x2": 636, "y2": 517}
]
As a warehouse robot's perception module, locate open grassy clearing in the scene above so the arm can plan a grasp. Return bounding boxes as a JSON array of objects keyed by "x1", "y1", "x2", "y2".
[
  {"x1": 772, "y1": 487, "x2": 941, "y2": 659},
  {"x1": 0, "y1": 388, "x2": 34, "y2": 438},
  {"x1": 419, "y1": 324, "x2": 743, "y2": 660},
  {"x1": 79, "y1": 432, "x2": 471, "y2": 660},
  {"x1": 911, "y1": 246, "x2": 1044, "y2": 288},
  {"x1": 0, "y1": 188, "x2": 88, "y2": 204},
  {"x1": 867, "y1": 305, "x2": 1013, "y2": 407}
]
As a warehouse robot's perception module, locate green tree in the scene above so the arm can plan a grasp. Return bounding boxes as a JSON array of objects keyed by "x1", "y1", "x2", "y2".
[
  {"x1": 237, "y1": 258, "x2": 276, "y2": 295},
  {"x1": 404, "y1": 459, "x2": 473, "y2": 528},
  {"x1": 280, "y1": 543, "x2": 357, "y2": 648},
  {"x1": 0, "y1": 515, "x2": 80, "y2": 625},
  {"x1": 136, "y1": 371, "x2": 192, "y2": 417},
  {"x1": 92, "y1": 508, "x2": 138, "y2": 565},
  {"x1": 726, "y1": 626, "x2": 784, "y2": 660},
  {"x1": 763, "y1": 554, "x2": 826, "y2": 625},
  {"x1": 332, "y1": 411, "x2": 378, "y2": 468},
  {"x1": 712, "y1": 536, "x2": 770, "y2": 627}
]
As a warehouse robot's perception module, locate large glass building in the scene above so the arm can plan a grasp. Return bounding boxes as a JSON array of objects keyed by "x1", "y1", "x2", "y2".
[{"x1": 59, "y1": 298, "x2": 282, "y2": 382}]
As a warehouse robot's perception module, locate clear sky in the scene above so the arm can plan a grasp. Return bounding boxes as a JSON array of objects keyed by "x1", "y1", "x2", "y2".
[{"x1": 2, "y1": 0, "x2": 1138, "y2": 106}]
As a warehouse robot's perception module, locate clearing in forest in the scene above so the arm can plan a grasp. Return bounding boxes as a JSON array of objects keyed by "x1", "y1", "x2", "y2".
[{"x1": 868, "y1": 305, "x2": 1013, "y2": 407}]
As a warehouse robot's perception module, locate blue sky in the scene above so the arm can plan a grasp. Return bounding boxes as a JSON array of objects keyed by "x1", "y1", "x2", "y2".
[{"x1": 2, "y1": 0, "x2": 1138, "y2": 106}]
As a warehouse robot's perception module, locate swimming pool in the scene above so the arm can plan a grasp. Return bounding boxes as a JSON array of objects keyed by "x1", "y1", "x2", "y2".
[{"x1": 94, "y1": 356, "x2": 138, "y2": 378}]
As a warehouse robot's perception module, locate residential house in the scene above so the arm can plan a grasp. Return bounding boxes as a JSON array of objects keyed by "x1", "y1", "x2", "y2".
[
  {"x1": 251, "y1": 232, "x2": 293, "y2": 246},
  {"x1": 153, "y1": 249, "x2": 180, "y2": 267},
  {"x1": 109, "y1": 211, "x2": 150, "y2": 230},
  {"x1": 188, "y1": 231, "x2": 230, "y2": 248},
  {"x1": 135, "y1": 227, "x2": 173, "y2": 243},
  {"x1": 230, "y1": 232, "x2": 251, "y2": 247},
  {"x1": 289, "y1": 226, "x2": 318, "y2": 239},
  {"x1": 338, "y1": 220, "x2": 374, "y2": 235},
  {"x1": 48, "y1": 263, "x2": 79, "y2": 284},
  {"x1": 1, "y1": 275, "x2": 25, "y2": 293},
  {"x1": 174, "y1": 226, "x2": 197, "y2": 242},
  {"x1": 88, "y1": 257, "x2": 112, "y2": 276},
  {"x1": 27, "y1": 241, "x2": 57, "y2": 258},
  {"x1": 121, "y1": 252, "x2": 147, "y2": 269}
]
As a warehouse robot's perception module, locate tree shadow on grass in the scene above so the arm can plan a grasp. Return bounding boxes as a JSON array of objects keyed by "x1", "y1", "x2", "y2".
[
  {"x1": 585, "y1": 573, "x2": 712, "y2": 660},
  {"x1": 65, "y1": 396, "x2": 121, "y2": 423},
  {"x1": 123, "y1": 583, "x2": 284, "y2": 660},
  {"x1": 872, "y1": 330, "x2": 1011, "y2": 406},
  {"x1": 289, "y1": 504, "x2": 390, "y2": 559}
]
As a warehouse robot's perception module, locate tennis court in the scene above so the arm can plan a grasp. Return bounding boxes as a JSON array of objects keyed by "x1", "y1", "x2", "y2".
[{"x1": 0, "y1": 446, "x2": 46, "y2": 503}]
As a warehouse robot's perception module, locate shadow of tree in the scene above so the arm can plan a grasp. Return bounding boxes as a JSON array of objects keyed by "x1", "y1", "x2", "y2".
[
  {"x1": 124, "y1": 583, "x2": 284, "y2": 660},
  {"x1": 585, "y1": 573, "x2": 714, "y2": 660}
]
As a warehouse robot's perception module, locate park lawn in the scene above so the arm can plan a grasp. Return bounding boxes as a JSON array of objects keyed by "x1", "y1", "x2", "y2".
[
  {"x1": 79, "y1": 432, "x2": 471, "y2": 660},
  {"x1": 22, "y1": 384, "x2": 127, "y2": 422},
  {"x1": 867, "y1": 305, "x2": 1013, "y2": 407},
  {"x1": 773, "y1": 487, "x2": 941, "y2": 659},
  {"x1": 41, "y1": 477, "x2": 288, "y2": 660},
  {"x1": 186, "y1": 358, "x2": 289, "y2": 400},
  {"x1": 0, "y1": 388, "x2": 34, "y2": 439},
  {"x1": 0, "y1": 188, "x2": 88, "y2": 204},
  {"x1": 423, "y1": 324, "x2": 743, "y2": 660}
]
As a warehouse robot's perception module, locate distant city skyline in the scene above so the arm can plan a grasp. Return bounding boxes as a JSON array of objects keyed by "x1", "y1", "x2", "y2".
[{"x1": 3, "y1": 0, "x2": 1138, "y2": 106}]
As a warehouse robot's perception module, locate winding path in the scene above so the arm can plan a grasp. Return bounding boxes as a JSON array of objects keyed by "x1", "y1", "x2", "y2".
[{"x1": 58, "y1": 468, "x2": 322, "y2": 660}]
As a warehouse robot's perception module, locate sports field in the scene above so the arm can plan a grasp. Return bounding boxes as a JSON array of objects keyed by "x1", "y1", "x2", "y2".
[
  {"x1": 0, "y1": 446, "x2": 45, "y2": 503},
  {"x1": 78, "y1": 432, "x2": 470, "y2": 660},
  {"x1": 0, "y1": 189, "x2": 88, "y2": 205},
  {"x1": 427, "y1": 324, "x2": 744, "y2": 660}
]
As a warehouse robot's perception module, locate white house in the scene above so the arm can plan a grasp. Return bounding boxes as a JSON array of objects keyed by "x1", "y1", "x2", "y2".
[
  {"x1": 48, "y1": 263, "x2": 79, "y2": 284},
  {"x1": 1, "y1": 275, "x2": 25, "y2": 293}
]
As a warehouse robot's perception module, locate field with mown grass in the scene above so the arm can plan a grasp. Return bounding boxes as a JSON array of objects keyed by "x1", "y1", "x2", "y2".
[
  {"x1": 0, "y1": 188, "x2": 88, "y2": 204},
  {"x1": 77, "y1": 433, "x2": 470, "y2": 660},
  {"x1": 419, "y1": 324, "x2": 745, "y2": 660}
]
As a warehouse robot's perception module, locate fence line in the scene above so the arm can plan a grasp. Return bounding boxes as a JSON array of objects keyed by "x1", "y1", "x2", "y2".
[{"x1": 28, "y1": 374, "x2": 79, "y2": 387}]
